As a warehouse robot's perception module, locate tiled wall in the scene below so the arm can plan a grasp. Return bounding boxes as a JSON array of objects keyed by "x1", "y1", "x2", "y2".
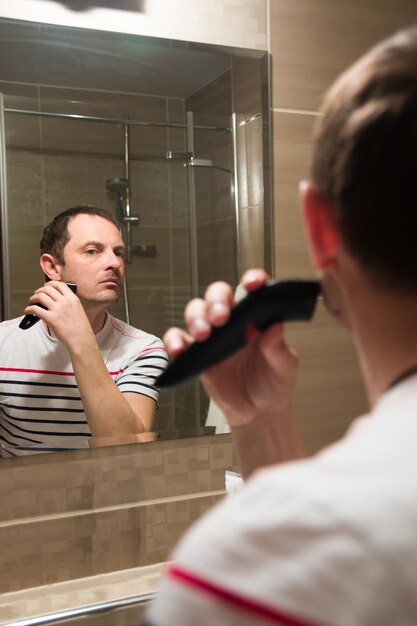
[
  {"x1": 269, "y1": 0, "x2": 417, "y2": 455},
  {"x1": 0, "y1": 435, "x2": 236, "y2": 620}
]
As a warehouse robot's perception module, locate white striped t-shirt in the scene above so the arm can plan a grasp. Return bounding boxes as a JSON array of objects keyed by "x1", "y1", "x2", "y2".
[
  {"x1": 147, "y1": 375, "x2": 417, "y2": 626},
  {"x1": 0, "y1": 313, "x2": 168, "y2": 457}
]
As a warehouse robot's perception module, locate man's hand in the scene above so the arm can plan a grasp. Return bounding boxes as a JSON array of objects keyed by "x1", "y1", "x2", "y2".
[
  {"x1": 24, "y1": 281, "x2": 93, "y2": 346},
  {"x1": 163, "y1": 269, "x2": 299, "y2": 428}
]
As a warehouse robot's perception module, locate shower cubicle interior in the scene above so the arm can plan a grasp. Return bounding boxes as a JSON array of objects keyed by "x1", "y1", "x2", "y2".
[{"x1": 0, "y1": 19, "x2": 271, "y2": 440}]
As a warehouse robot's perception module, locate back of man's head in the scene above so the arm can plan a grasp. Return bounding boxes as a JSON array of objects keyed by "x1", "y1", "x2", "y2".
[{"x1": 311, "y1": 26, "x2": 417, "y2": 292}]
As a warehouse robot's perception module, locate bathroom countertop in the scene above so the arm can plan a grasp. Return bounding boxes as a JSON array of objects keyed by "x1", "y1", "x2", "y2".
[{"x1": 0, "y1": 562, "x2": 166, "y2": 624}]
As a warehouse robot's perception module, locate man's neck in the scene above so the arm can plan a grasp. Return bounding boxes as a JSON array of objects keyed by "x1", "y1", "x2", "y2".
[
  {"x1": 83, "y1": 307, "x2": 108, "y2": 334},
  {"x1": 349, "y1": 283, "x2": 417, "y2": 406}
]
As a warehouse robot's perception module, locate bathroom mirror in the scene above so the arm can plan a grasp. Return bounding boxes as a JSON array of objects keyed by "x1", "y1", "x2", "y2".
[{"x1": 0, "y1": 17, "x2": 272, "y2": 453}]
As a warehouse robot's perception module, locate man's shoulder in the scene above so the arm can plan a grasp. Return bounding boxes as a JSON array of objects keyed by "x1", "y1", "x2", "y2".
[
  {"x1": 0, "y1": 316, "x2": 22, "y2": 328},
  {"x1": 0, "y1": 316, "x2": 24, "y2": 337}
]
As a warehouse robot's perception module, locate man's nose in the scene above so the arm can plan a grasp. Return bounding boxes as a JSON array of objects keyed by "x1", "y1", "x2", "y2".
[{"x1": 104, "y1": 249, "x2": 124, "y2": 269}]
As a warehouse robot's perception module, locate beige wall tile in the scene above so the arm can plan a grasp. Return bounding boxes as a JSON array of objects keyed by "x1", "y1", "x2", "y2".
[
  {"x1": 40, "y1": 117, "x2": 123, "y2": 158},
  {"x1": 129, "y1": 126, "x2": 168, "y2": 161},
  {"x1": 2, "y1": 83, "x2": 42, "y2": 152},
  {"x1": 130, "y1": 161, "x2": 170, "y2": 227},
  {"x1": 123, "y1": 287, "x2": 167, "y2": 338},
  {"x1": 197, "y1": 219, "x2": 236, "y2": 288},
  {"x1": 187, "y1": 71, "x2": 231, "y2": 117},
  {"x1": 123, "y1": 227, "x2": 171, "y2": 292},
  {"x1": 271, "y1": 109, "x2": 368, "y2": 453},
  {"x1": 0, "y1": 564, "x2": 162, "y2": 624},
  {"x1": 171, "y1": 380, "x2": 209, "y2": 434},
  {"x1": 0, "y1": 436, "x2": 234, "y2": 520},
  {"x1": 38, "y1": 87, "x2": 169, "y2": 159},
  {"x1": 287, "y1": 302, "x2": 368, "y2": 455},
  {"x1": 54, "y1": 602, "x2": 148, "y2": 625},
  {"x1": 232, "y1": 57, "x2": 262, "y2": 115},
  {"x1": 42, "y1": 154, "x2": 123, "y2": 220},
  {"x1": 272, "y1": 110, "x2": 316, "y2": 279},
  {"x1": 154, "y1": 399, "x2": 175, "y2": 434},
  {"x1": 9, "y1": 291, "x2": 34, "y2": 319},
  {"x1": 193, "y1": 127, "x2": 232, "y2": 175},
  {"x1": 171, "y1": 227, "x2": 191, "y2": 288},
  {"x1": 7, "y1": 151, "x2": 43, "y2": 225},
  {"x1": 141, "y1": 494, "x2": 223, "y2": 566},
  {"x1": 9, "y1": 224, "x2": 44, "y2": 292},
  {"x1": 0, "y1": 436, "x2": 235, "y2": 593},
  {"x1": 270, "y1": 0, "x2": 417, "y2": 111},
  {"x1": 0, "y1": 81, "x2": 39, "y2": 109},
  {"x1": 194, "y1": 165, "x2": 232, "y2": 226}
]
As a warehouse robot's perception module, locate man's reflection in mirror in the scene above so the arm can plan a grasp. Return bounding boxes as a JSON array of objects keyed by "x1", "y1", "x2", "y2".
[{"x1": 0, "y1": 205, "x2": 168, "y2": 457}]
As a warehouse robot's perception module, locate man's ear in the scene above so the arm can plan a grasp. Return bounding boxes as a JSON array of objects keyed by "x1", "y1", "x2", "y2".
[
  {"x1": 40, "y1": 254, "x2": 63, "y2": 281},
  {"x1": 299, "y1": 180, "x2": 340, "y2": 269}
]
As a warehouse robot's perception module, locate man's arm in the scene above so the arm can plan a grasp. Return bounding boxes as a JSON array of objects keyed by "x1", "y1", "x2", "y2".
[
  {"x1": 67, "y1": 337, "x2": 157, "y2": 438},
  {"x1": 163, "y1": 269, "x2": 305, "y2": 478},
  {"x1": 23, "y1": 281, "x2": 162, "y2": 440}
]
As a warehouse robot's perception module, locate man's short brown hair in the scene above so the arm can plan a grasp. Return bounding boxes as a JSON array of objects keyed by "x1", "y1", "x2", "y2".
[
  {"x1": 311, "y1": 26, "x2": 417, "y2": 291},
  {"x1": 40, "y1": 205, "x2": 118, "y2": 265}
]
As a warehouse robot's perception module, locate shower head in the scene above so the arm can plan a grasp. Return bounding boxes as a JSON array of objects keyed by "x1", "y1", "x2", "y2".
[{"x1": 106, "y1": 177, "x2": 128, "y2": 194}]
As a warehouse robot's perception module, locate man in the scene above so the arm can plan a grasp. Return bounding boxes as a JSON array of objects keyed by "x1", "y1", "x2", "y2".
[
  {"x1": 0, "y1": 206, "x2": 167, "y2": 457},
  {"x1": 146, "y1": 25, "x2": 417, "y2": 626}
]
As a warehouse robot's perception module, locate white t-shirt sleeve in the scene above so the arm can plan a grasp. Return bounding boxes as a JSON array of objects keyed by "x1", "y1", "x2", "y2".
[
  {"x1": 115, "y1": 336, "x2": 167, "y2": 402},
  {"x1": 146, "y1": 459, "x2": 410, "y2": 626}
]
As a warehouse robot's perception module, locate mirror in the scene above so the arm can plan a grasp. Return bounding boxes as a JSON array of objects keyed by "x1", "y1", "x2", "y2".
[{"x1": 0, "y1": 17, "x2": 272, "y2": 453}]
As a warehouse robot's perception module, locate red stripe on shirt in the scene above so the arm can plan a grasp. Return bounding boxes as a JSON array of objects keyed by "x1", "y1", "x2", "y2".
[
  {"x1": 168, "y1": 565, "x2": 327, "y2": 626},
  {"x1": 0, "y1": 367, "x2": 123, "y2": 376},
  {"x1": 140, "y1": 346, "x2": 166, "y2": 354}
]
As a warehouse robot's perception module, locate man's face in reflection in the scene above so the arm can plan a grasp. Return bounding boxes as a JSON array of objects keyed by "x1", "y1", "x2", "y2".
[{"x1": 58, "y1": 213, "x2": 126, "y2": 308}]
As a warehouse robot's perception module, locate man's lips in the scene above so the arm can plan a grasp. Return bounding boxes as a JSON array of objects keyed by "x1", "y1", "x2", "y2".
[{"x1": 100, "y1": 278, "x2": 120, "y2": 287}]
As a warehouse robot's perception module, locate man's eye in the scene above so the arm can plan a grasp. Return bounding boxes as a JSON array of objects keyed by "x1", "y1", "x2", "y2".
[
  {"x1": 116, "y1": 251, "x2": 126, "y2": 258},
  {"x1": 85, "y1": 249, "x2": 98, "y2": 255}
]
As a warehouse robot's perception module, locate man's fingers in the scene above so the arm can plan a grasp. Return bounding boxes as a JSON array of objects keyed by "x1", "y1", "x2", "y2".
[
  {"x1": 184, "y1": 298, "x2": 212, "y2": 340},
  {"x1": 171, "y1": 272, "x2": 271, "y2": 352},
  {"x1": 240, "y1": 268, "x2": 270, "y2": 292},
  {"x1": 33, "y1": 281, "x2": 67, "y2": 302},
  {"x1": 204, "y1": 281, "x2": 234, "y2": 326},
  {"x1": 163, "y1": 327, "x2": 194, "y2": 357},
  {"x1": 27, "y1": 291, "x2": 51, "y2": 309}
]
